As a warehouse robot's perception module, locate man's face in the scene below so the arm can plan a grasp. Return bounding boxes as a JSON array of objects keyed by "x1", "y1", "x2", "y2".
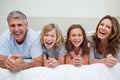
[{"x1": 8, "y1": 18, "x2": 28, "y2": 44}]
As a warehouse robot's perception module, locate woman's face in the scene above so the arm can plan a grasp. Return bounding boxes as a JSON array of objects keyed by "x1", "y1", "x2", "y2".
[
  {"x1": 69, "y1": 28, "x2": 83, "y2": 48},
  {"x1": 97, "y1": 19, "x2": 112, "y2": 41},
  {"x1": 43, "y1": 29, "x2": 57, "y2": 49}
]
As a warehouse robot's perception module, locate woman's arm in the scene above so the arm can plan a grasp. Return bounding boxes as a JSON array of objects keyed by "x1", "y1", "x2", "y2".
[{"x1": 89, "y1": 58, "x2": 105, "y2": 64}]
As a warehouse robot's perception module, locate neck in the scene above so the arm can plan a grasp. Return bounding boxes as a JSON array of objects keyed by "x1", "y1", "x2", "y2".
[
  {"x1": 100, "y1": 39, "x2": 108, "y2": 46},
  {"x1": 98, "y1": 40, "x2": 109, "y2": 54},
  {"x1": 17, "y1": 40, "x2": 24, "y2": 45}
]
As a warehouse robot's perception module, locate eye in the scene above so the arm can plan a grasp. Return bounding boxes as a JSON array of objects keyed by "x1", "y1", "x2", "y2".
[
  {"x1": 51, "y1": 35, "x2": 55, "y2": 37},
  {"x1": 106, "y1": 25, "x2": 111, "y2": 29},
  {"x1": 78, "y1": 34, "x2": 82, "y2": 36},
  {"x1": 71, "y1": 34, "x2": 76, "y2": 37},
  {"x1": 100, "y1": 23, "x2": 104, "y2": 26},
  {"x1": 45, "y1": 34, "x2": 49, "y2": 36},
  {"x1": 18, "y1": 24, "x2": 23, "y2": 27},
  {"x1": 10, "y1": 24, "x2": 15, "y2": 27}
]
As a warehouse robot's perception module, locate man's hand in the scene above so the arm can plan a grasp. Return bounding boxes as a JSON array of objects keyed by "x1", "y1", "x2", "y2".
[
  {"x1": 6, "y1": 54, "x2": 26, "y2": 72},
  {"x1": 0, "y1": 55, "x2": 7, "y2": 68}
]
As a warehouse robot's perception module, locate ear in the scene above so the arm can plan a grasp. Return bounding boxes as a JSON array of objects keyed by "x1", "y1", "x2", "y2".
[{"x1": 25, "y1": 22, "x2": 28, "y2": 27}]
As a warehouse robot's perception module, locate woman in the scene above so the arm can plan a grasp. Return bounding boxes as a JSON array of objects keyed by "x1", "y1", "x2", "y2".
[{"x1": 89, "y1": 15, "x2": 120, "y2": 67}]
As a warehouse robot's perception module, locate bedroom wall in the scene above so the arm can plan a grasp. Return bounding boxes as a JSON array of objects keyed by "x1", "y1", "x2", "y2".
[
  {"x1": 27, "y1": 17, "x2": 99, "y2": 36},
  {"x1": 0, "y1": 0, "x2": 120, "y2": 36}
]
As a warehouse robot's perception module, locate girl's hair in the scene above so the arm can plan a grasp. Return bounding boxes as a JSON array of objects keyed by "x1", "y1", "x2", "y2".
[
  {"x1": 40, "y1": 23, "x2": 64, "y2": 48},
  {"x1": 65, "y1": 24, "x2": 89, "y2": 55},
  {"x1": 92, "y1": 15, "x2": 120, "y2": 56}
]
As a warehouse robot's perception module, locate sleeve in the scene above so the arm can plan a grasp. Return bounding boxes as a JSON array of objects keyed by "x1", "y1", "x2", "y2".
[
  {"x1": 30, "y1": 34, "x2": 43, "y2": 58},
  {"x1": 58, "y1": 45, "x2": 67, "y2": 57},
  {"x1": 87, "y1": 36, "x2": 96, "y2": 60},
  {"x1": 89, "y1": 46, "x2": 96, "y2": 60},
  {"x1": 117, "y1": 49, "x2": 120, "y2": 62},
  {"x1": 0, "y1": 33, "x2": 11, "y2": 56}
]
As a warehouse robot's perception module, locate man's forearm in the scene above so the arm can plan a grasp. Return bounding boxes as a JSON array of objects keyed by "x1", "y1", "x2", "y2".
[
  {"x1": 25, "y1": 58, "x2": 43, "y2": 69},
  {"x1": 0, "y1": 55, "x2": 7, "y2": 68}
]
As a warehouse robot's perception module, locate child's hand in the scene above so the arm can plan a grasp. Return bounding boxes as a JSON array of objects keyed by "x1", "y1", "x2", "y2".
[
  {"x1": 104, "y1": 54, "x2": 118, "y2": 67},
  {"x1": 72, "y1": 55, "x2": 83, "y2": 67},
  {"x1": 46, "y1": 58, "x2": 58, "y2": 68}
]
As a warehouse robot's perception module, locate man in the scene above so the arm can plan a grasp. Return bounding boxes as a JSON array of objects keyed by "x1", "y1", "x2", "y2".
[{"x1": 0, "y1": 10, "x2": 43, "y2": 72}]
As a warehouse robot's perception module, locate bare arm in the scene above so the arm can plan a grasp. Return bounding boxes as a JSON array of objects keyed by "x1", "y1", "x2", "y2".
[
  {"x1": 0, "y1": 55, "x2": 7, "y2": 68},
  {"x1": 26, "y1": 56, "x2": 43, "y2": 68},
  {"x1": 65, "y1": 54, "x2": 72, "y2": 64},
  {"x1": 82, "y1": 54, "x2": 89, "y2": 65},
  {"x1": 89, "y1": 58, "x2": 105, "y2": 64},
  {"x1": 6, "y1": 54, "x2": 43, "y2": 72},
  {"x1": 43, "y1": 55, "x2": 48, "y2": 67},
  {"x1": 89, "y1": 54, "x2": 118, "y2": 67},
  {"x1": 58, "y1": 56, "x2": 65, "y2": 64}
]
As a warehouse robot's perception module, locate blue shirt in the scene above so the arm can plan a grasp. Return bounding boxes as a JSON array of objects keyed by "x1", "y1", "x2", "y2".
[{"x1": 0, "y1": 28, "x2": 43, "y2": 59}]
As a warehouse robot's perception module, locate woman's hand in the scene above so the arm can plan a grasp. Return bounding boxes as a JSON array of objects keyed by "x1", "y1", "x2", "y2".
[{"x1": 104, "y1": 54, "x2": 118, "y2": 67}]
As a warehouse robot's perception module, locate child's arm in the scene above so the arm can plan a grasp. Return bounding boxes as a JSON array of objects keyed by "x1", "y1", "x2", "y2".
[
  {"x1": 43, "y1": 55, "x2": 48, "y2": 67},
  {"x1": 82, "y1": 54, "x2": 89, "y2": 65},
  {"x1": 58, "y1": 56, "x2": 65, "y2": 64},
  {"x1": 65, "y1": 54, "x2": 72, "y2": 64}
]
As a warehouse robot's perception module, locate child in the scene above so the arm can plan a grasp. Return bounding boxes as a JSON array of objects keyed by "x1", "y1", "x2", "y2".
[
  {"x1": 40, "y1": 23, "x2": 66, "y2": 68},
  {"x1": 65, "y1": 24, "x2": 89, "y2": 66}
]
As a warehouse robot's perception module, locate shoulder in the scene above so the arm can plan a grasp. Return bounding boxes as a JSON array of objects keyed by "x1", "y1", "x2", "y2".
[
  {"x1": 0, "y1": 29, "x2": 12, "y2": 41},
  {"x1": 87, "y1": 35, "x2": 94, "y2": 48},
  {"x1": 27, "y1": 28, "x2": 38, "y2": 37},
  {"x1": 87, "y1": 35, "x2": 93, "y2": 43},
  {"x1": 56, "y1": 44, "x2": 66, "y2": 50},
  {"x1": 26, "y1": 28, "x2": 40, "y2": 41}
]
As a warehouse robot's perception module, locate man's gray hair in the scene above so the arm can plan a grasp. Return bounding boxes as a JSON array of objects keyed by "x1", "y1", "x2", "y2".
[{"x1": 7, "y1": 10, "x2": 27, "y2": 23}]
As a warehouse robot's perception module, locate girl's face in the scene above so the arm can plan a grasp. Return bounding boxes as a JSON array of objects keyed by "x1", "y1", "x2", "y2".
[
  {"x1": 69, "y1": 28, "x2": 83, "y2": 48},
  {"x1": 97, "y1": 19, "x2": 112, "y2": 41},
  {"x1": 43, "y1": 29, "x2": 57, "y2": 49}
]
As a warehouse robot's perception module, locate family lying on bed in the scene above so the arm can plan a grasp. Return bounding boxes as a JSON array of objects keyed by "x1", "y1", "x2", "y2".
[{"x1": 0, "y1": 10, "x2": 120, "y2": 80}]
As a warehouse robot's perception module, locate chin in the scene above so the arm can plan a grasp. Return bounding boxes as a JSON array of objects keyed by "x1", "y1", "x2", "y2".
[{"x1": 46, "y1": 46, "x2": 53, "y2": 49}]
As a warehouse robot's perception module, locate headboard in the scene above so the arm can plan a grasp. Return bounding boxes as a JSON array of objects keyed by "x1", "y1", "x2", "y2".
[{"x1": 27, "y1": 17, "x2": 100, "y2": 36}]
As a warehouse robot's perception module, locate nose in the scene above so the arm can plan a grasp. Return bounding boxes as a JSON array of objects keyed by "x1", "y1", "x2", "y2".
[
  {"x1": 47, "y1": 36, "x2": 52, "y2": 41},
  {"x1": 15, "y1": 26, "x2": 19, "y2": 31},
  {"x1": 74, "y1": 36, "x2": 79, "y2": 40},
  {"x1": 100, "y1": 25, "x2": 106, "y2": 29}
]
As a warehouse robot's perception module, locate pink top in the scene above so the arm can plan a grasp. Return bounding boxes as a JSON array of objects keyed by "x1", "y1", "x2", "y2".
[{"x1": 70, "y1": 48, "x2": 82, "y2": 59}]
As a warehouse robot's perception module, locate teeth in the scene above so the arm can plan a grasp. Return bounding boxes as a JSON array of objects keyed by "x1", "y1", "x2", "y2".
[
  {"x1": 46, "y1": 41, "x2": 52, "y2": 44},
  {"x1": 75, "y1": 41, "x2": 80, "y2": 44},
  {"x1": 15, "y1": 32, "x2": 21, "y2": 35},
  {"x1": 100, "y1": 32, "x2": 105, "y2": 35},
  {"x1": 46, "y1": 42, "x2": 52, "y2": 45}
]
